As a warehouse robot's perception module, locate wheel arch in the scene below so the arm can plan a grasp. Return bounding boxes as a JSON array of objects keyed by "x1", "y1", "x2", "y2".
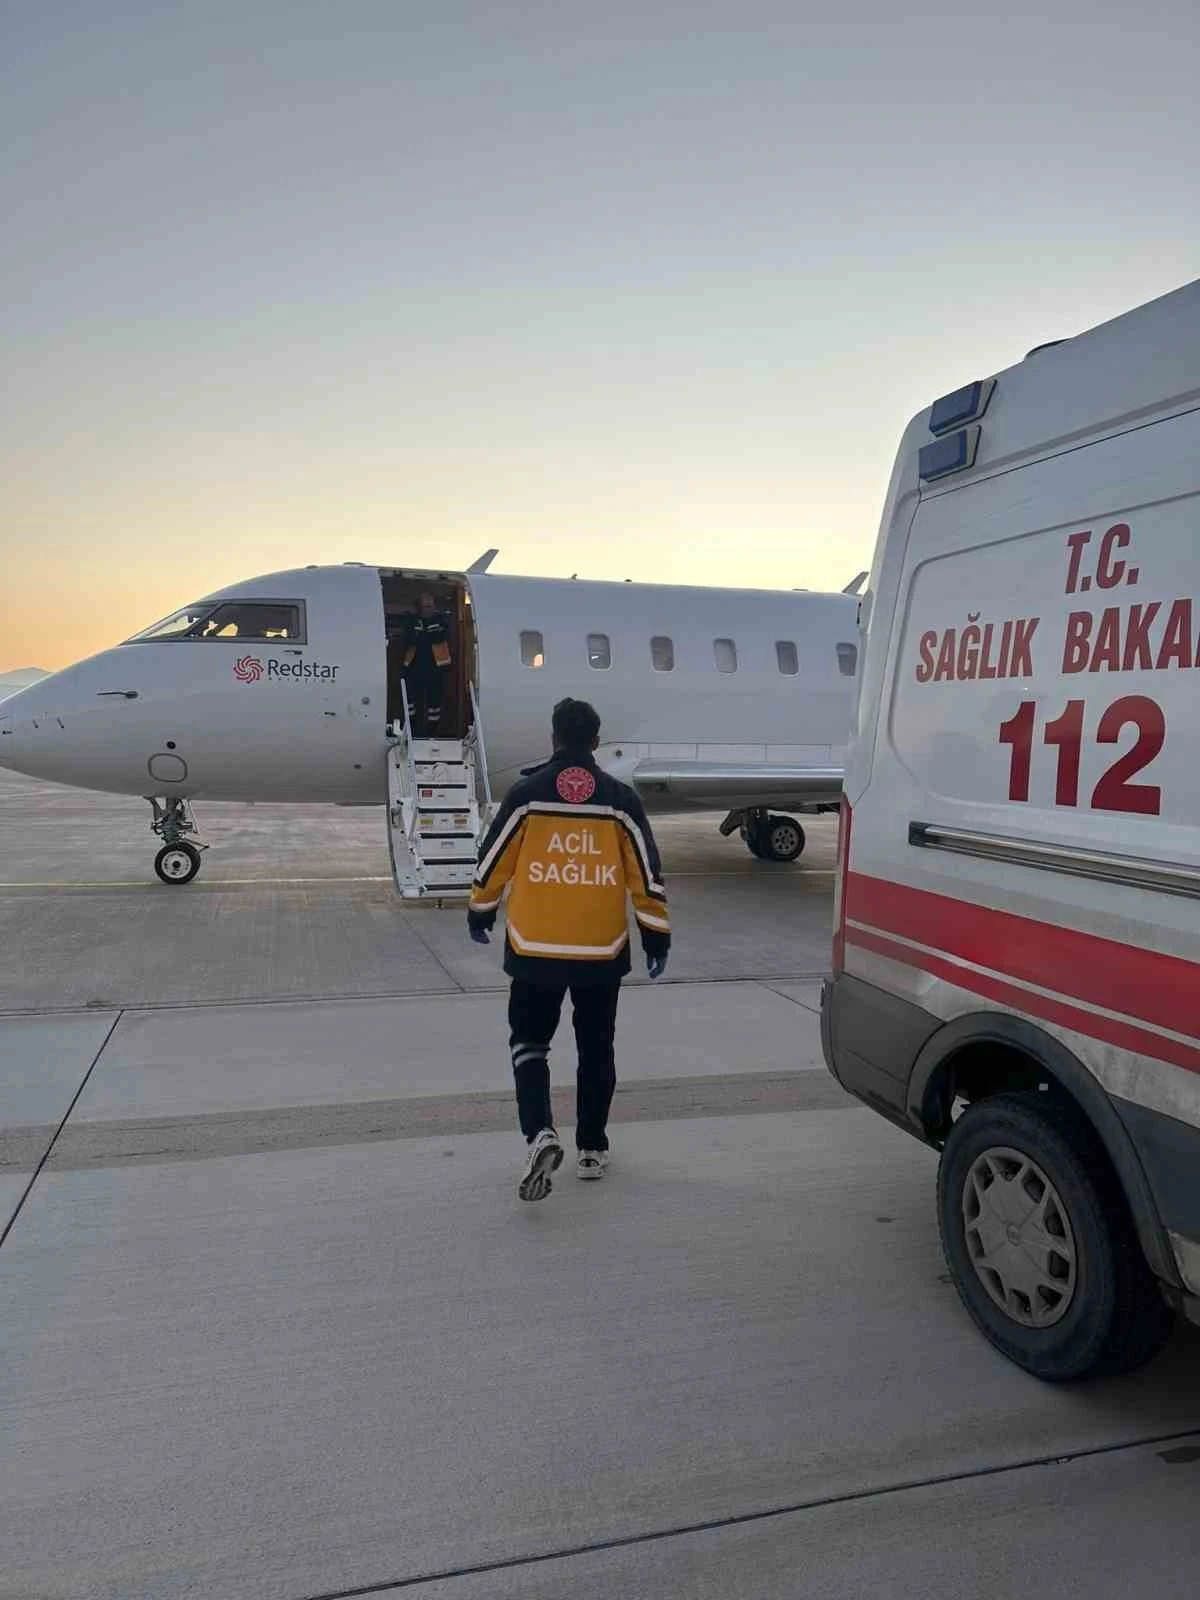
[{"x1": 906, "y1": 1011, "x2": 1180, "y2": 1289}]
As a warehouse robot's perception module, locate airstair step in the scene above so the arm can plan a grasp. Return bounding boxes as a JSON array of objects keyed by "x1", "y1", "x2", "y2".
[
  {"x1": 410, "y1": 742, "x2": 465, "y2": 762},
  {"x1": 387, "y1": 715, "x2": 491, "y2": 900},
  {"x1": 419, "y1": 838, "x2": 476, "y2": 860},
  {"x1": 421, "y1": 863, "x2": 476, "y2": 889}
]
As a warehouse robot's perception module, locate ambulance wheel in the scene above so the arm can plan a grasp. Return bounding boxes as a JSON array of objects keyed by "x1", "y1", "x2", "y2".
[
  {"x1": 760, "y1": 815, "x2": 806, "y2": 863},
  {"x1": 154, "y1": 843, "x2": 201, "y2": 885},
  {"x1": 937, "y1": 1091, "x2": 1174, "y2": 1381}
]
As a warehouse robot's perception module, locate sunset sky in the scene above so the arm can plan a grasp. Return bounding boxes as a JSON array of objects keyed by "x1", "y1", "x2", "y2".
[{"x1": 3, "y1": 1, "x2": 1197, "y2": 670}]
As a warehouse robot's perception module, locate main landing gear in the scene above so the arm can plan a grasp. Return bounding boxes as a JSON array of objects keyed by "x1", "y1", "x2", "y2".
[
  {"x1": 147, "y1": 796, "x2": 208, "y2": 885},
  {"x1": 720, "y1": 807, "x2": 807, "y2": 863}
]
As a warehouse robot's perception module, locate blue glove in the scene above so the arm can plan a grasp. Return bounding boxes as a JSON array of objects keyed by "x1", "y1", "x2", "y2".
[
  {"x1": 469, "y1": 927, "x2": 491, "y2": 946},
  {"x1": 647, "y1": 954, "x2": 667, "y2": 980}
]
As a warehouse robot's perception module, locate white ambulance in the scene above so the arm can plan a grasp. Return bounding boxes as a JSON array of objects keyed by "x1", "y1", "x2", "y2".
[{"x1": 822, "y1": 278, "x2": 1200, "y2": 1380}]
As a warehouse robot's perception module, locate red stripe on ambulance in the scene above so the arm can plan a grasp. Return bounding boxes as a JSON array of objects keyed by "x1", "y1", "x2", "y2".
[{"x1": 845, "y1": 872, "x2": 1200, "y2": 1066}]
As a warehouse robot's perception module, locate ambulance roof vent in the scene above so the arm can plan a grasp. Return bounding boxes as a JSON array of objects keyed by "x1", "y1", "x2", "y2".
[
  {"x1": 928, "y1": 378, "x2": 996, "y2": 436},
  {"x1": 918, "y1": 425, "x2": 981, "y2": 483}
]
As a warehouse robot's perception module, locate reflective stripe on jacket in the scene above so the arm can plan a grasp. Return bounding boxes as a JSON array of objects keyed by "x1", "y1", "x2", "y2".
[
  {"x1": 401, "y1": 613, "x2": 452, "y2": 670},
  {"x1": 467, "y1": 750, "x2": 669, "y2": 985}
]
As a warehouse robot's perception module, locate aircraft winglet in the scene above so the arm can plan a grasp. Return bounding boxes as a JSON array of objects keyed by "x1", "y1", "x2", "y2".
[
  {"x1": 842, "y1": 571, "x2": 868, "y2": 596},
  {"x1": 467, "y1": 548, "x2": 500, "y2": 575}
]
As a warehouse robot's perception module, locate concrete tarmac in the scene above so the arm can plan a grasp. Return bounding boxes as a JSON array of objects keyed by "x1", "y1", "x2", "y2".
[
  {"x1": 1, "y1": 769, "x2": 1198, "y2": 1599},
  {"x1": 402, "y1": 1434, "x2": 1200, "y2": 1600},
  {"x1": 0, "y1": 770, "x2": 837, "y2": 1011}
]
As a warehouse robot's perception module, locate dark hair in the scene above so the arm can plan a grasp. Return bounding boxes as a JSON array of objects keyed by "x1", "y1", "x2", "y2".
[{"x1": 552, "y1": 697, "x2": 601, "y2": 750}]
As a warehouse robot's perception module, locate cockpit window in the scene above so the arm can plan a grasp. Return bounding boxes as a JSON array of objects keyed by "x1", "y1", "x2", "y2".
[
  {"x1": 195, "y1": 602, "x2": 303, "y2": 640},
  {"x1": 125, "y1": 600, "x2": 306, "y2": 643},
  {"x1": 128, "y1": 606, "x2": 216, "y2": 641}
]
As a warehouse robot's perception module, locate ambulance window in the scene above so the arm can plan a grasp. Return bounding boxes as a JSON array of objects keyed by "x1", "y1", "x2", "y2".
[
  {"x1": 520, "y1": 630, "x2": 545, "y2": 668},
  {"x1": 776, "y1": 640, "x2": 799, "y2": 676},
  {"x1": 651, "y1": 636, "x2": 674, "y2": 672},
  {"x1": 587, "y1": 633, "x2": 612, "y2": 670},
  {"x1": 195, "y1": 602, "x2": 304, "y2": 641},
  {"x1": 714, "y1": 638, "x2": 738, "y2": 674},
  {"x1": 836, "y1": 642, "x2": 858, "y2": 677}
]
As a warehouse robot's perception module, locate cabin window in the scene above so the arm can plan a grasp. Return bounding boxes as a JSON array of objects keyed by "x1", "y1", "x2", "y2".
[
  {"x1": 125, "y1": 600, "x2": 305, "y2": 643},
  {"x1": 651, "y1": 636, "x2": 674, "y2": 672},
  {"x1": 587, "y1": 633, "x2": 612, "y2": 670},
  {"x1": 714, "y1": 637, "x2": 738, "y2": 674},
  {"x1": 520, "y1": 630, "x2": 545, "y2": 668},
  {"x1": 836, "y1": 642, "x2": 858, "y2": 677},
  {"x1": 776, "y1": 640, "x2": 799, "y2": 676}
]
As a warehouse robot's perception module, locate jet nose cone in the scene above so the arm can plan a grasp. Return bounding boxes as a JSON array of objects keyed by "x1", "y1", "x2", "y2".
[
  {"x1": 0, "y1": 654, "x2": 147, "y2": 793},
  {"x1": 0, "y1": 671, "x2": 81, "y2": 780},
  {"x1": 0, "y1": 678, "x2": 50, "y2": 770},
  {"x1": 0, "y1": 700, "x2": 33, "y2": 773}
]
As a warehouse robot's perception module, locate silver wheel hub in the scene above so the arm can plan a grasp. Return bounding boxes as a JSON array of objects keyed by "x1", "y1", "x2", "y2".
[
  {"x1": 962, "y1": 1145, "x2": 1077, "y2": 1328},
  {"x1": 161, "y1": 850, "x2": 192, "y2": 879},
  {"x1": 770, "y1": 824, "x2": 798, "y2": 854}
]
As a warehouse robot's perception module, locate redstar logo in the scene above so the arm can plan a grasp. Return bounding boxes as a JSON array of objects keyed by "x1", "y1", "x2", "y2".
[
  {"x1": 556, "y1": 766, "x2": 597, "y2": 804},
  {"x1": 234, "y1": 656, "x2": 264, "y2": 683}
]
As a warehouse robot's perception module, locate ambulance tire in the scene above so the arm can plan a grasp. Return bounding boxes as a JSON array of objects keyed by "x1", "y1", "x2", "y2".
[
  {"x1": 760, "y1": 815, "x2": 806, "y2": 863},
  {"x1": 937, "y1": 1091, "x2": 1175, "y2": 1382},
  {"x1": 154, "y1": 843, "x2": 202, "y2": 885}
]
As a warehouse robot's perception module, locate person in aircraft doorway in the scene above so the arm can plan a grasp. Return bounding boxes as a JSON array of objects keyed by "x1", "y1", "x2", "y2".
[
  {"x1": 467, "y1": 698, "x2": 671, "y2": 1202},
  {"x1": 401, "y1": 592, "x2": 453, "y2": 737}
]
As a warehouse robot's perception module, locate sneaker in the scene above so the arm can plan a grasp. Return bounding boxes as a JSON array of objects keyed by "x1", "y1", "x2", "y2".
[
  {"x1": 576, "y1": 1149, "x2": 610, "y2": 1181},
  {"x1": 518, "y1": 1128, "x2": 564, "y2": 1203}
]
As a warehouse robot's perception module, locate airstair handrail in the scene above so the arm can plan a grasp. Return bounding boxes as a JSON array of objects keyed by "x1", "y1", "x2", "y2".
[
  {"x1": 399, "y1": 677, "x2": 415, "y2": 747},
  {"x1": 467, "y1": 681, "x2": 493, "y2": 810}
]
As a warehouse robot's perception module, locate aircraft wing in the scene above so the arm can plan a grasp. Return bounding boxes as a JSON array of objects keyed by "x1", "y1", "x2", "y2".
[{"x1": 632, "y1": 758, "x2": 844, "y2": 812}]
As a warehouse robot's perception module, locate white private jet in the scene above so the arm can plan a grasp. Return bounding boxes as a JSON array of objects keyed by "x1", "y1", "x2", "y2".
[{"x1": 0, "y1": 557, "x2": 861, "y2": 895}]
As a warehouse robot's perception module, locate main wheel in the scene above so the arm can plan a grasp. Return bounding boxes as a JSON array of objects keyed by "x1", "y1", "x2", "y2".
[
  {"x1": 937, "y1": 1091, "x2": 1174, "y2": 1380},
  {"x1": 154, "y1": 842, "x2": 201, "y2": 885},
  {"x1": 741, "y1": 825, "x2": 766, "y2": 860},
  {"x1": 759, "y1": 815, "x2": 806, "y2": 863}
]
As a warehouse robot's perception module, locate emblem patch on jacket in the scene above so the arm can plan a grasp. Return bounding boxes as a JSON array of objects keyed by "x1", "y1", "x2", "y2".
[{"x1": 556, "y1": 766, "x2": 597, "y2": 804}]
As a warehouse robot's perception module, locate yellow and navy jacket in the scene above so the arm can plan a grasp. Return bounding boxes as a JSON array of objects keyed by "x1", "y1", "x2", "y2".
[{"x1": 468, "y1": 750, "x2": 670, "y2": 985}]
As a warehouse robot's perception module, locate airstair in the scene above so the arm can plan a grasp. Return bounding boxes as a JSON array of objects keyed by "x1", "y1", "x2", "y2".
[{"x1": 387, "y1": 682, "x2": 497, "y2": 901}]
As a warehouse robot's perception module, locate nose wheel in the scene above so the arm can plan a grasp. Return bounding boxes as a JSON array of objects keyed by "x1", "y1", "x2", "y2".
[
  {"x1": 155, "y1": 842, "x2": 202, "y2": 884},
  {"x1": 147, "y1": 796, "x2": 207, "y2": 885}
]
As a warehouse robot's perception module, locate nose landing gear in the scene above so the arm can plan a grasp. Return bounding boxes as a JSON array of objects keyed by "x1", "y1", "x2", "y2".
[
  {"x1": 155, "y1": 842, "x2": 202, "y2": 884},
  {"x1": 148, "y1": 797, "x2": 207, "y2": 885}
]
